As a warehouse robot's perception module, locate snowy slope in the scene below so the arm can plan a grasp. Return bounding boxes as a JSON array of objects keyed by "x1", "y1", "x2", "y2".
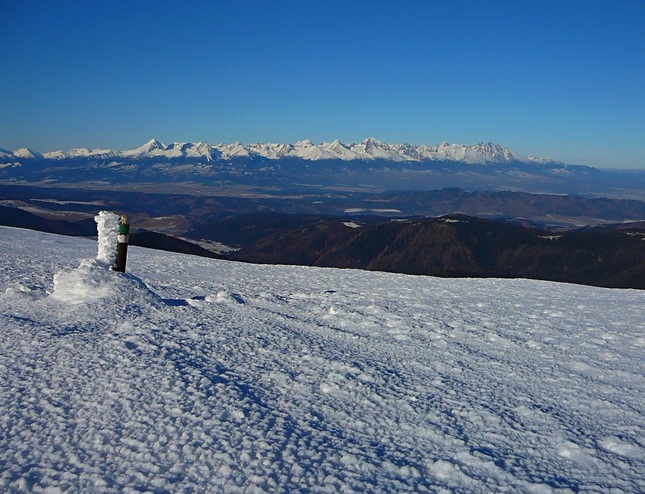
[
  {"x1": 1, "y1": 227, "x2": 644, "y2": 493},
  {"x1": 0, "y1": 148, "x2": 15, "y2": 161}
]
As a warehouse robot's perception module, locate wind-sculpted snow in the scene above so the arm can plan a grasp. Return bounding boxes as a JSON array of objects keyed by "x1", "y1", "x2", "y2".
[{"x1": 1, "y1": 227, "x2": 644, "y2": 493}]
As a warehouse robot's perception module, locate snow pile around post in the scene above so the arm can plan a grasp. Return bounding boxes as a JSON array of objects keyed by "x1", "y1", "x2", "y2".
[
  {"x1": 47, "y1": 213, "x2": 161, "y2": 306},
  {"x1": 48, "y1": 259, "x2": 162, "y2": 307},
  {"x1": 48, "y1": 258, "x2": 163, "y2": 308},
  {"x1": 94, "y1": 210, "x2": 120, "y2": 267},
  {"x1": 49, "y1": 259, "x2": 164, "y2": 310},
  {"x1": 48, "y1": 211, "x2": 124, "y2": 305},
  {"x1": 50, "y1": 259, "x2": 116, "y2": 304},
  {"x1": 1, "y1": 227, "x2": 645, "y2": 493}
]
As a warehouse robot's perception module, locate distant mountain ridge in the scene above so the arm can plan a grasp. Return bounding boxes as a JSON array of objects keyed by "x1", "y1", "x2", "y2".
[
  {"x1": 4, "y1": 138, "x2": 645, "y2": 200},
  {"x1": 0, "y1": 138, "x2": 563, "y2": 165}
]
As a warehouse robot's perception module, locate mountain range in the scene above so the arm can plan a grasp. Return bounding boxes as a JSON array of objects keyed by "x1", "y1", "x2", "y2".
[
  {"x1": 0, "y1": 138, "x2": 563, "y2": 165},
  {"x1": 7, "y1": 137, "x2": 641, "y2": 200}
]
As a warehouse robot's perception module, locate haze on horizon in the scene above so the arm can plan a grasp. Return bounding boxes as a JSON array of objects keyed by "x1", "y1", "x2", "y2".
[{"x1": 1, "y1": 0, "x2": 644, "y2": 169}]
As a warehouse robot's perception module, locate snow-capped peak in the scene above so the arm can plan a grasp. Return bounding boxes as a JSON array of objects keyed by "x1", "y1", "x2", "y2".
[
  {"x1": 287, "y1": 139, "x2": 341, "y2": 160},
  {"x1": 41, "y1": 147, "x2": 119, "y2": 160},
  {"x1": 348, "y1": 138, "x2": 408, "y2": 161},
  {"x1": 186, "y1": 141, "x2": 221, "y2": 161},
  {"x1": 294, "y1": 139, "x2": 315, "y2": 148},
  {"x1": 527, "y1": 155, "x2": 565, "y2": 166},
  {"x1": 428, "y1": 141, "x2": 531, "y2": 164},
  {"x1": 470, "y1": 142, "x2": 526, "y2": 163},
  {"x1": 216, "y1": 141, "x2": 252, "y2": 159},
  {"x1": 320, "y1": 140, "x2": 361, "y2": 160},
  {"x1": 144, "y1": 138, "x2": 164, "y2": 150},
  {"x1": 13, "y1": 148, "x2": 43, "y2": 159},
  {"x1": 123, "y1": 138, "x2": 166, "y2": 156}
]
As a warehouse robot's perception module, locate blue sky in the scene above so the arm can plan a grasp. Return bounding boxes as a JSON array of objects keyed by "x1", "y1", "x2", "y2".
[{"x1": 1, "y1": 0, "x2": 644, "y2": 168}]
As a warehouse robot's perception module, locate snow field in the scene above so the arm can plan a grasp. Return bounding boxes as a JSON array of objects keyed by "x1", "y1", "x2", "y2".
[{"x1": 0, "y1": 227, "x2": 644, "y2": 493}]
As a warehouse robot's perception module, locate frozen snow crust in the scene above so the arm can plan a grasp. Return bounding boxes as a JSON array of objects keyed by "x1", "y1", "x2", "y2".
[
  {"x1": 94, "y1": 211, "x2": 120, "y2": 268},
  {"x1": 1, "y1": 226, "x2": 644, "y2": 493}
]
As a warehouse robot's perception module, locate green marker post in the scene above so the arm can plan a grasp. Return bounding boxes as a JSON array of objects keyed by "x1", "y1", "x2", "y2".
[{"x1": 114, "y1": 215, "x2": 130, "y2": 272}]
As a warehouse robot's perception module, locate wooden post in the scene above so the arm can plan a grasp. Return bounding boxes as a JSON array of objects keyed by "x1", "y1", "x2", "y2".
[{"x1": 114, "y1": 215, "x2": 130, "y2": 272}]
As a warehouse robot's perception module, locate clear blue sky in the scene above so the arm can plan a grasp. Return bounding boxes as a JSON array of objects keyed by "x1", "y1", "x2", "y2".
[{"x1": 1, "y1": 0, "x2": 644, "y2": 168}]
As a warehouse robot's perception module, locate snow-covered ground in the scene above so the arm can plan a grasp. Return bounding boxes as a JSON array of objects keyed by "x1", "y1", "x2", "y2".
[{"x1": 1, "y1": 226, "x2": 644, "y2": 493}]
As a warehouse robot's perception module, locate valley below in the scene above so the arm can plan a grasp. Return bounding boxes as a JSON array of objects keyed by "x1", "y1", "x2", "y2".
[{"x1": 2, "y1": 181, "x2": 645, "y2": 290}]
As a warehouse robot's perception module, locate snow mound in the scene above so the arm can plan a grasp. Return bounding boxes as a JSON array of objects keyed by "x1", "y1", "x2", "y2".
[
  {"x1": 50, "y1": 259, "x2": 115, "y2": 304},
  {"x1": 47, "y1": 211, "x2": 165, "y2": 308},
  {"x1": 49, "y1": 259, "x2": 163, "y2": 310}
]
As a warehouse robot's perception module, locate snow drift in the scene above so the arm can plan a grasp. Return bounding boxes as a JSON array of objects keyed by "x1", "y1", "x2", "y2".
[{"x1": 0, "y1": 227, "x2": 644, "y2": 493}]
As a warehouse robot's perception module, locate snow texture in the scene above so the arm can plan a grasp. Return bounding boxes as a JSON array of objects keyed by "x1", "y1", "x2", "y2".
[
  {"x1": 1, "y1": 226, "x2": 644, "y2": 493},
  {"x1": 94, "y1": 211, "x2": 120, "y2": 267}
]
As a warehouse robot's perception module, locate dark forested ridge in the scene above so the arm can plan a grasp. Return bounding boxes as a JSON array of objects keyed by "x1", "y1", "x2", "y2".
[{"x1": 232, "y1": 215, "x2": 645, "y2": 289}]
